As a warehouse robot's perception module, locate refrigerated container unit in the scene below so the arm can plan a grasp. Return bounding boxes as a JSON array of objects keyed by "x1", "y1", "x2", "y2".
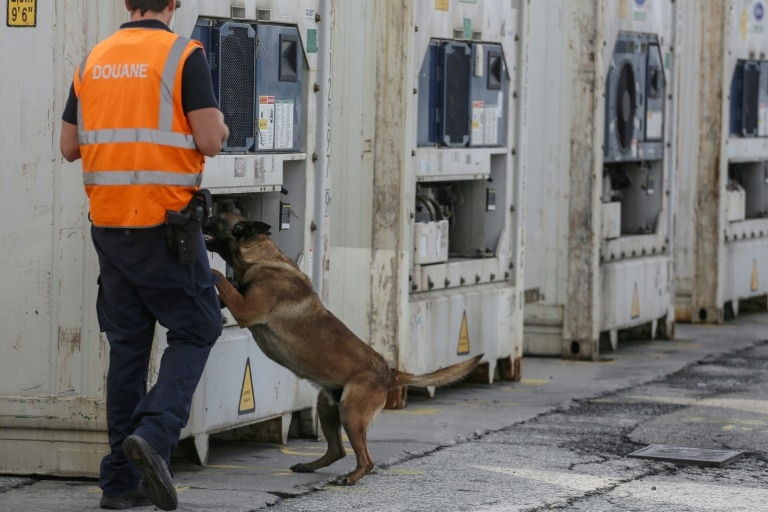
[
  {"x1": 0, "y1": 0, "x2": 328, "y2": 476},
  {"x1": 327, "y1": 0, "x2": 527, "y2": 404},
  {"x1": 523, "y1": 0, "x2": 677, "y2": 359},
  {"x1": 673, "y1": 0, "x2": 768, "y2": 323}
]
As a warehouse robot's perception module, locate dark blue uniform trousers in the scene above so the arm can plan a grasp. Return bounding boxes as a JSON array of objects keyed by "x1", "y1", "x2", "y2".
[{"x1": 91, "y1": 224, "x2": 222, "y2": 497}]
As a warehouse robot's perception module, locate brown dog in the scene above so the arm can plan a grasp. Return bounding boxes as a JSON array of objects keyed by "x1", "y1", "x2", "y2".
[{"x1": 204, "y1": 212, "x2": 482, "y2": 485}]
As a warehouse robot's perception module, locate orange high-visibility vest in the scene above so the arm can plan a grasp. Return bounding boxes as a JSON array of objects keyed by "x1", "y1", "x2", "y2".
[{"x1": 74, "y1": 28, "x2": 205, "y2": 227}]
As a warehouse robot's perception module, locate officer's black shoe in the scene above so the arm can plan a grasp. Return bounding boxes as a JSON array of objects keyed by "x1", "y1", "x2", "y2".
[
  {"x1": 99, "y1": 482, "x2": 151, "y2": 509},
  {"x1": 123, "y1": 435, "x2": 178, "y2": 511}
]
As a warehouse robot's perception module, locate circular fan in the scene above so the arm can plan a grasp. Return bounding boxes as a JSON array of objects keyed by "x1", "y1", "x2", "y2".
[{"x1": 615, "y1": 61, "x2": 636, "y2": 152}]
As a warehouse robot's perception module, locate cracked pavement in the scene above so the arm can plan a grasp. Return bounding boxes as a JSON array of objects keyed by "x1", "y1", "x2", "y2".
[
  {"x1": 262, "y1": 340, "x2": 768, "y2": 512},
  {"x1": 2, "y1": 312, "x2": 768, "y2": 511}
]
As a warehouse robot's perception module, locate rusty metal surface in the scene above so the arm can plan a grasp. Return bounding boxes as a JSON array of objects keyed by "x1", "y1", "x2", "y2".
[
  {"x1": 675, "y1": 0, "x2": 768, "y2": 322},
  {"x1": 563, "y1": 1, "x2": 602, "y2": 359},
  {"x1": 367, "y1": 0, "x2": 413, "y2": 367},
  {"x1": 691, "y1": 1, "x2": 728, "y2": 324},
  {"x1": 674, "y1": 0, "x2": 728, "y2": 324}
]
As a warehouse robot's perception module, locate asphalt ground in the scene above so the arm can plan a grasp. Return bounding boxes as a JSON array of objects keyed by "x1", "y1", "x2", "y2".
[{"x1": 1, "y1": 308, "x2": 767, "y2": 511}]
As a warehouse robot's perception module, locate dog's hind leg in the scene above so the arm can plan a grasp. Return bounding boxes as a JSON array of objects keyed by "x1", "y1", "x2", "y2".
[
  {"x1": 334, "y1": 382, "x2": 388, "y2": 485},
  {"x1": 291, "y1": 392, "x2": 346, "y2": 474}
]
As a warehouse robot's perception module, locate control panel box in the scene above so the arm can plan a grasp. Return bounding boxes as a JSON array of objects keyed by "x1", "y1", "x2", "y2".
[
  {"x1": 417, "y1": 40, "x2": 508, "y2": 148},
  {"x1": 192, "y1": 21, "x2": 306, "y2": 153},
  {"x1": 604, "y1": 32, "x2": 665, "y2": 163}
]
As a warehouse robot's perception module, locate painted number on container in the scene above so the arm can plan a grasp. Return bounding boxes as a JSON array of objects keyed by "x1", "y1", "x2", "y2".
[{"x1": 7, "y1": 0, "x2": 36, "y2": 27}]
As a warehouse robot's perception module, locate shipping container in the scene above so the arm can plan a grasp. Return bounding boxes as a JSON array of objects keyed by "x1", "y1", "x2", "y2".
[
  {"x1": 326, "y1": 0, "x2": 528, "y2": 402},
  {"x1": 523, "y1": 0, "x2": 677, "y2": 358},
  {"x1": 0, "y1": 0, "x2": 328, "y2": 476},
  {"x1": 674, "y1": 0, "x2": 768, "y2": 323}
]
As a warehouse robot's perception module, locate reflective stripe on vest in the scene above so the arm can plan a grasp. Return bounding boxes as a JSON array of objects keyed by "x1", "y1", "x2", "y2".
[
  {"x1": 83, "y1": 170, "x2": 202, "y2": 187},
  {"x1": 79, "y1": 128, "x2": 196, "y2": 148}
]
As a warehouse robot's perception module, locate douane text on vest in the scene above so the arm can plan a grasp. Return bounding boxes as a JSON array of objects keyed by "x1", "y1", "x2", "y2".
[{"x1": 92, "y1": 63, "x2": 149, "y2": 80}]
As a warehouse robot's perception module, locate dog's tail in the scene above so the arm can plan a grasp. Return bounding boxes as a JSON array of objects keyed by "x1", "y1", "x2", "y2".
[{"x1": 392, "y1": 354, "x2": 483, "y2": 388}]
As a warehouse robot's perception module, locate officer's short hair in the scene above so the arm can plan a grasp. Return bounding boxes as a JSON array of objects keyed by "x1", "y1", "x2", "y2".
[{"x1": 126, "y1": 0, "x2": 174, "y2": 15}]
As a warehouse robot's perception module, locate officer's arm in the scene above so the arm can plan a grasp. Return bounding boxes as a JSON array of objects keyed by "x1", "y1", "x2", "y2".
[
  {"x1": 188, "y1": 108, "x2": 229, "y2": 157},
  {"x1": 60, "y1": 120, "x2": 81, "y2": 162}
]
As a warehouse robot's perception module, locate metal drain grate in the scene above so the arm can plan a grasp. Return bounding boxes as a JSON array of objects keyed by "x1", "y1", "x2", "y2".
[{"x1": 628, "y1": 444, "x2": 744, "y2": 467}]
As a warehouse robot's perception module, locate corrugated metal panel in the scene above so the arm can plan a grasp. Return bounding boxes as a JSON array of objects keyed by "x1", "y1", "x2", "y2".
[
  {"x1": 523, "y1": 0, "x2": 571, "y2": 326},
  {"x1": 326, "y1": 0, "x2": 377, "y2": 340},
  {"x1": 0, "y1": 0, "x2": 114, "y2": 476}
]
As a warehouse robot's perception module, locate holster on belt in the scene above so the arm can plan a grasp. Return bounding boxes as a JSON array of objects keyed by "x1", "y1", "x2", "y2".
[{"x1": 165, "y1": 189, "x2": 212, "y2": 264}]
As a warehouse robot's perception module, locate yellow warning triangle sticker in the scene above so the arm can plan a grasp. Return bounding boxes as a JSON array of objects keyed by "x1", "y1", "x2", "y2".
[
  {"x1": 457, "y1": 311, "x2": 470, "y2": 355},
  {"x1": 752, "y1": 259, "x2": 759, "y2": 292},
  {"x1": 631, "y1": 283, "x2": 640, "y2": 319},
  {"x1": 238, "y1": 358, "x2": 256, "y2": 415}
]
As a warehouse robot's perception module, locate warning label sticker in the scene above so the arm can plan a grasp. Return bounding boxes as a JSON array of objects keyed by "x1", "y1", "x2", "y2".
[
  {"x1": 238, "y1": 358, "x2": 256, "y2": 415},
  {"x1": 257, "y1": 96, "x2": 275, "y2": 150},
  {"x1": 274, "y1": 100, "x2": 294, "y2": 150},
  {"x1": 457, "y1": 312, "x2": 470, "y2": 355},
  {"x1": 257, "y1": 96, "x2": 294, "y2": 150},
  {"x1": 471, "y1": 101, "x2": 499, "y2": 146}
]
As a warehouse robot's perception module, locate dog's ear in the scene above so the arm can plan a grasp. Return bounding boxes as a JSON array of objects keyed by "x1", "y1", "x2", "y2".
[
  {"x1": 251, "y1": 221, "x2": 272, "y2": 235},
  {"x1": 231, "y1": 220, "x2": 272, "y2": 239},
  {"x1": 231, "y1": 222, "x2": 248, "y2": 239}
]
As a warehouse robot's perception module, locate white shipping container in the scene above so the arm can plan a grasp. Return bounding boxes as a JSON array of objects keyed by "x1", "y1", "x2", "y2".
[
  {"x1": 0, "y1": 0, "x2": 329, "y2": 476},
  {"x1": 523, "y1": 0, "x2": 677, "y2": 358},
  {"x1": 674, "y1": 0, "x2": 768, "y2": 322},
  {"x1": 327, "y1": 0, "x2": 527, "y2": 395}
]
